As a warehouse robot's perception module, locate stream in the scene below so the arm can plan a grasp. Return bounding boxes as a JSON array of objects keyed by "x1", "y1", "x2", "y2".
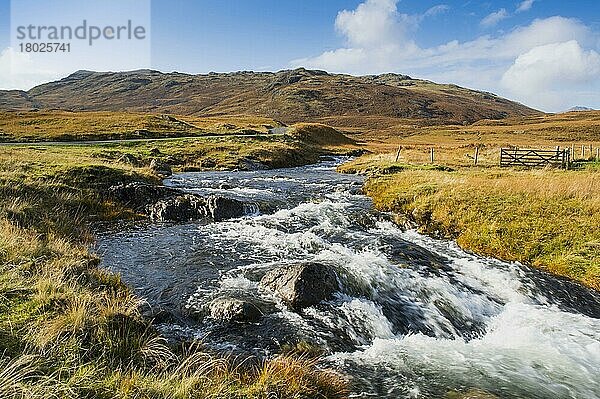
[{"x1": 97, "y1": 158, "x2": 600, "y2": 399}]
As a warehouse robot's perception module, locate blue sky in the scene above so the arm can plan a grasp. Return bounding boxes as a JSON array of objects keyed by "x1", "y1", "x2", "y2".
[{"x1": 1, "y1": 0, "x2": 600, "y2": 111}]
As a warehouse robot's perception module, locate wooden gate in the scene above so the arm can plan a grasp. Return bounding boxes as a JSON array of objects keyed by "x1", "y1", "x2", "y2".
[{"x1": 500, "y1": 148, "x2": 570, "y2": 169}]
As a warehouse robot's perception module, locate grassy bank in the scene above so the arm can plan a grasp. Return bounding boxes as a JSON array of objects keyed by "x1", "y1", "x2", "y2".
[
  {"x1": 339, "y1": 157, "x2": 600, "y2": 290},
  {"x1": 0, "y1": 136, "x2": 350, "y2": 398}
]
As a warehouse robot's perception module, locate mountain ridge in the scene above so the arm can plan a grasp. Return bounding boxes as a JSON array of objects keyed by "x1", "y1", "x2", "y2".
[{"x1": 0, "y1": 68, "x2": 541, "y2": 127}]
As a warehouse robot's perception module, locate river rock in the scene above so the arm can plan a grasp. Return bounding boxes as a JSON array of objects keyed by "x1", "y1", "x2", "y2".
[
  {"x1": 238, "y1": 157, "x2": 268, "y2": 171},
  {"x1": 149, "y1": 194, "x2": 246, "y2": 222},
  {"x1": 206, "y1": 196, "x2": 246, "y2": 221},
  {"x1": 149, "y1": 194, "x2": 208, "y2": 222},
  {"x1": 150, "y1": 159, "x2": 173, "y2": 177},
  {"x1": 260, "y1": 262, "x2": 340, "y2": 309},
  {"x1": 208, "y1": 297, "x2": 263, "y2": 323},
  {"x1": 108, "y1": 182, "x2": 179, "y2": 209},
  {"x1": 448, "y1": 389, "x2": 499, "y2": 399}
]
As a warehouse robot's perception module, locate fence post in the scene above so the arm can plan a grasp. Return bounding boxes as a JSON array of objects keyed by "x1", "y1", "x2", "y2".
[
  {"x1": 474, "y1": 146, "x2": 479, "y2": 166},
  {"x1": 430, "y1": 148, "x2": 434, "y2": 164},
  {"x1": 596, "y1": 148, "x2": 599, "y2": 160},
  {"x1": 582, "y1": 145, "x2": 586, "y2": 159},
  {"x1": 394, "y1": 145, "x2": 402, "y2": 162}
]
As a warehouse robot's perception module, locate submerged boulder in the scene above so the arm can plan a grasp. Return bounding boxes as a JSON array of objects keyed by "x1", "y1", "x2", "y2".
[
  {"x1": 260, "y1": 262, "x2": 340, "y2": 309},
  {"x1": 447, "y1": 389, "x2": 499, "y2": 399},
  {"x1": 208, "y1": 297, "x2": 263, "y2": 323}
]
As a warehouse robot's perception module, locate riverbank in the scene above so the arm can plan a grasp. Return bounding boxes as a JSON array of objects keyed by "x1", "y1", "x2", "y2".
[
  {"x1": 0, "y1": 136, "x2": 352, "y2": 398},
  {"x1": 339, "y1": 156, "x2": 600, "y2": 290}
]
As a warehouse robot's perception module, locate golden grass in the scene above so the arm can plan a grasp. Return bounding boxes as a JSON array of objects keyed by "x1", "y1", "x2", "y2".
[
  {"x1": 341, "y1": 155, "x2": 600, "y2": 290},
  {"x1": 0, "y1": 111, "x2": 282, "y2": 142},
  {"x1": 341, "y1": 111, "x2": 600, "y2": 155}
]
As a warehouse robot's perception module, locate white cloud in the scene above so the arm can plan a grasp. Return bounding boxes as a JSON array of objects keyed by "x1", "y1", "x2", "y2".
[
  {"x1": 424, "y1": 5, "x2": 450, "y2": 18},
  {"x1": 501, "y1": 40, "x2": 600, "y2": 110},
  {"x1": 516, "y1": 0, "x2": 535, "y2": 13},
  {"x1": 481, "y1": 9, "x2": 509, "y2": 27},
  {"x1": 335, "y1": 0, "x2": 411, "y2": 48},
  {"x1": 0, "y1": 47, "x2": 62, "y2": 90},
  {"x1": 291, "y1": 0, "x2": 600, "y2": 111}
]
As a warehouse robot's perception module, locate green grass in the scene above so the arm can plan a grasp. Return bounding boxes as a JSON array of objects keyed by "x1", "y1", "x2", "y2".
[
  {"x1": 0, "y1": 136, "x2": 350, "y2": 398},
  {"x1": 340, "y1": 158, "x2": 600, "y2": 290}
]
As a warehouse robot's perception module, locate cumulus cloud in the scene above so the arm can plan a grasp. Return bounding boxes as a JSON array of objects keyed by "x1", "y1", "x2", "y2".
[
  {"x1": 335, "y1": 0, "x2": 412, "y2": 47},
  {"x1": 501, "y1": 41, "x2": 600, "y2": 109},
  {"x1": 292, "y1": 0, "x2": 600, "y2": 111},
  {"x1": 516, "y1": 0, "x2": 535, "y2": 13},
  {"x1": 480, "y1": 9, "x2": 509, "y2": 27}
]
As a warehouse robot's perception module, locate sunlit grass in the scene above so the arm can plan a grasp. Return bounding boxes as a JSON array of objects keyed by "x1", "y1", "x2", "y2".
[
  {"x1": 341, "y1": 156, "x2": 600, "y2": 290},
  {"x1": 0, "y1": 111, "x2": 282, "y2": 142}
]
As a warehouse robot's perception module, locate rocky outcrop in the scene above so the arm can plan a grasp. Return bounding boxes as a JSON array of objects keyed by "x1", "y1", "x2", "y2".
[
  {"x1": 238, "y1": 157, "x2": 268, "y2": 171},
  {"x1": 109, "y1": 182, "x2": 247, "y2": 222},
  {"x1": 149, "y1": 194, "x2": 208, "y2": 222},
  {"x1": 149, "y1": 194, "x2": 246, "y2": 222},
  {"x1": 260, "y1": 262, "x2": 340, "y2": 309},
  {"x1": 206, "y1": 196, "x2": 246, "y2": 221},
  {"x1": 150, "y1": 159, "x2": 172, "y2": 177},
  {"x1": 108, "y1": 182, "x2": 178, "y2": 209}
]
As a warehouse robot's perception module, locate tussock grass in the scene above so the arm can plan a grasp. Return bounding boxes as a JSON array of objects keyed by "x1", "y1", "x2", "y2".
[{"x1": 341, "y1": 156, "x2": 600, "y2": 290}]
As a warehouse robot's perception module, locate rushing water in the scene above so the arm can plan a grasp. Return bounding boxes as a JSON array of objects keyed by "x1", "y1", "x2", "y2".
[{"x1": 97, "y1": 158, "x2": 600, "y2": 399}]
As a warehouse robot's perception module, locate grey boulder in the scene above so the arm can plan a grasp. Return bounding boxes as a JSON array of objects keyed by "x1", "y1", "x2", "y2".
[
  {"x1": 260, "y1": 262, "x2": 340, "y2": 309},
  {"x1": 208, "y1": 297, "x2": 263, "y2": 323},
  {"x1": 149, "y1": 194, "x2": 246, "y2": 222},
  {"x1": 149, "y1": 194, "x2": 208, "y2": 222}
]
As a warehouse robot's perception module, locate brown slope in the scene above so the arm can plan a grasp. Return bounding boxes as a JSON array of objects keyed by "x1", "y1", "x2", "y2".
[{"x1": 0, "y1": 68, "x2": 540, "y2": 127}]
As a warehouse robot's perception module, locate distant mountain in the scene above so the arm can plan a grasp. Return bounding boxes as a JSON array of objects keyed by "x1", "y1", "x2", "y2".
[
  {"x1": 567, "y1": 106, "x2": 596, "y2": 112},
  {"x1": 0, "y1": 68, "x2": 540, "y2": 126}
]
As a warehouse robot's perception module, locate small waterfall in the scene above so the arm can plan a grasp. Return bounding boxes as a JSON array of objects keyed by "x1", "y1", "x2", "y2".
[{"x1": 243, "y1": 202, "x2": 261, "y2": 216}]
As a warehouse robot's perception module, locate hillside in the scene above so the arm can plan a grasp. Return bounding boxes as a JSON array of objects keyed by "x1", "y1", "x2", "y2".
[
  {"x1": 0, "y1": 68, "x2": 539, "y2": 128},
  {"x1": 0, "y1": 111, "x2": 283, "y2": 142}
]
